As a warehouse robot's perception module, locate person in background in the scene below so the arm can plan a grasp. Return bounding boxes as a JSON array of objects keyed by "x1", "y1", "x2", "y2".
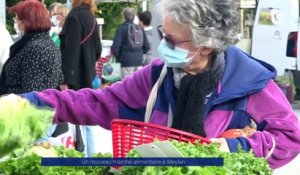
[
  {"x1": 138, "y1": 11, "x2": 153, "y2": 66},
  {"x1": 0, "y1": 0, "x2": 62, "y2": 95},
  {"x1": 48, "y1": 2, "x2": 61, "y2": 17},
  {"x1": 3, "y1": 0, "x2": 300, "y2": 169},
  {"x1": 50, "y1": 3, "x2": 69, "y2": 33},
  {"x1": 0, "y1": 23, "x2": 13, "y2": 76},
  {"x1": 112, "y1": 7, "x2": 150, "y2": 79},
  {"x1": 49, "y1": 3, "x2": 69, "y2": 47},
  {"x1": 59, "y1": 0, "x2": 101, "y2": 90},
  {"x1": 55, "y1": 4, "x2": 69, "y2": 29},
  {"x1": 38, "y1": 0, "x2": 102, "y2": 157}
]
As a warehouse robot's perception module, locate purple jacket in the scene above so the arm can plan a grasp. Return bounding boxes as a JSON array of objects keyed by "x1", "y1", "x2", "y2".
[{"x1": 32, "y1": 46, "x2": 300, "y2": 169}]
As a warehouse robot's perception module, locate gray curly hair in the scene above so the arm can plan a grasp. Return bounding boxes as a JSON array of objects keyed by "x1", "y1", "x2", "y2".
[
  {"x1": 122, "y1": 7, "x2": 136, "y2": 22},
  {"x1": 156, "y1": 0, "x2": 239, "y2": 52}
]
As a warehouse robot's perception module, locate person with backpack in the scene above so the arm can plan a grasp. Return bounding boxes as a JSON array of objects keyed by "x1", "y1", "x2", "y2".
[
  {"x1": 112, "y1": 7, "x2": 150, "y2": 79},
  {"x1": 138, "y1": 11, "x2": 154, "y2": 66}
]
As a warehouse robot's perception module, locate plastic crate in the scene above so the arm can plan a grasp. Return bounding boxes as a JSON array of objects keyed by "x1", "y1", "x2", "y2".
[{"x1": 112, "y1": 119, "x2": 211, "y2": 158}]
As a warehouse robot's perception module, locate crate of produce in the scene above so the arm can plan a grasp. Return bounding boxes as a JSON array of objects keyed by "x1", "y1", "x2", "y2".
[{"x1": 111, "y1": 119, "x2": 211, "y2": 158}]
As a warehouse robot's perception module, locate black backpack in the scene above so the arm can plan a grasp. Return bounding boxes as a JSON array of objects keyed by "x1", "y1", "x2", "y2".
[{"x1": 125, "y1": 23, "x2": 144, "y2": 50}]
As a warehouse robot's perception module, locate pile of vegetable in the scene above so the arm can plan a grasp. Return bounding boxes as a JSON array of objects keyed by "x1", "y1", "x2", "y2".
[
  {"x1": 121, "y1": 140, "x2": 273, "y2": 175},
  {"x1": 0, "y1": 94, "x2": 273, "y2": 175},
  {"x1": 0, "y1": 144, "x2": 112, "y2": 175},
  {"x1": 0, "y1": 139, "x2": 273, "y2": 175},
  {"x1": 0, "y1": 94, "x2": 54, "y2": 157}
]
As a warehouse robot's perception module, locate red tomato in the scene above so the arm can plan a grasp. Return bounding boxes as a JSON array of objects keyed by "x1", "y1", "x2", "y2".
[{"x1": 219, "y1": 129, "x2": 245, "y2": 138}]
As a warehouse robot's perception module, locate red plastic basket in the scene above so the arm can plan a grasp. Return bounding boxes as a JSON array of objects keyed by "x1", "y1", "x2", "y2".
[{"x1": 112, "y1": 119, "x2": 211, "y2": 158}]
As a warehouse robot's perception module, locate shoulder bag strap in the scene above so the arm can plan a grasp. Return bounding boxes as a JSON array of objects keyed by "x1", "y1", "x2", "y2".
[
  {"x1": 80, "y1": 20, "x2": 96, "y2": 45},
  {"x1": 144, "y1": 65, "x2": 167, "y2": 123}
]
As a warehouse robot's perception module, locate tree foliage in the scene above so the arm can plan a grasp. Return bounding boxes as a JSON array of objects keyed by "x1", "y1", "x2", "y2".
[
  {"x1": 5, "y1": 0, "x2": 19, "y2": 34},
  {"x1": 97, "y1": 2, "x2": 141, "y2": 40}
]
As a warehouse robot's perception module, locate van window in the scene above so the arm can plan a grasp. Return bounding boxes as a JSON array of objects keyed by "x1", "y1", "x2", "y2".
[{"x1": 286, "y1": 32, "x2": 298, "y2": 57}]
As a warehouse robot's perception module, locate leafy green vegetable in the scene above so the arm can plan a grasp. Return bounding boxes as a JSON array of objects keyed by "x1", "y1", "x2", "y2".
[
  {"x1": 121, "y1": 140, "x2": 273, "y2": 175},
  {"x1": 0, "y1": 94, "x2": 54, "y2": 157},
  {"x1": 0, "y1": 146, "x2": 113, "y2": 175}
]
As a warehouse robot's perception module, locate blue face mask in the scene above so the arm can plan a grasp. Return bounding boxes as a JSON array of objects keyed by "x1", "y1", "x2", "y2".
[{"x1": 157, "y1": 39, "x2": 192, "y2": 68}]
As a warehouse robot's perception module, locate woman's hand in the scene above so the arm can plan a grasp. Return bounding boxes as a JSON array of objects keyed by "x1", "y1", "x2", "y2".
[{"x1": 210, "y1": 138, "x2": 230, "y2": 153}]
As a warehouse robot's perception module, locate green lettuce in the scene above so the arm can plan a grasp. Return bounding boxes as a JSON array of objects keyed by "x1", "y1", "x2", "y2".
[
  {"x1": 0, "y1": 94, "x2": 54, "y2": 157},
  {"x1": 121, "y1": 140, "x2": 273, "y2": 175},
  {"x1": 0, "y1": 145, "x2": 112, "y2": 175}
]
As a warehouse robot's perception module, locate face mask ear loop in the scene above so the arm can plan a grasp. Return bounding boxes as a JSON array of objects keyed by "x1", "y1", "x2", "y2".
[
  {"x1": 187, "y1": 47, "x2": 200, "y2": 61},
  {"x1": 187, "y1": 47, "x2": 201, "y2": 60}
]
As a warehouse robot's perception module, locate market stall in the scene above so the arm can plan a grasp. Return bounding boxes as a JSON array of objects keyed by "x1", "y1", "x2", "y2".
[{"x1": 0, "y1": 96, "x2": 273, "y2": 174}]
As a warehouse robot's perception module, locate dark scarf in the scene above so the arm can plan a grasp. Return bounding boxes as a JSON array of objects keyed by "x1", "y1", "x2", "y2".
[{"x1": 172, "y1": 54, "x2": 225, "y2": 136}]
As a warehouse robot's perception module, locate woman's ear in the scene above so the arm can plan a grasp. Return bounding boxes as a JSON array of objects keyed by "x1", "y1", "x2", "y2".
[
  {"x1": 19, "y1": 21, "x2": 25, "y2": 33},
  {"x1": 200, "y1": 47, "x2": 213, "y2": 56}
]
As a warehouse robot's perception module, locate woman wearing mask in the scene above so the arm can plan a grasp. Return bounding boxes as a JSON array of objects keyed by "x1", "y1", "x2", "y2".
[
  {"x1": 3, "y1": 0, "x2": 300, "y2": 169},
  {"x1": 37, "y1": 0, "x2": 102, "y2": 157},
  {"x1": 49, "y1": 3, "x2": 69, "y2": 47},
  {"x1": 0, "y1": 0, "x2": 62, "y2": 95}
]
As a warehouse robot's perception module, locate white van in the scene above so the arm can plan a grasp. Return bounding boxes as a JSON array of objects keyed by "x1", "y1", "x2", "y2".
[{"x1": 250, "y1": 0, "x2": 300, "y2": 101}]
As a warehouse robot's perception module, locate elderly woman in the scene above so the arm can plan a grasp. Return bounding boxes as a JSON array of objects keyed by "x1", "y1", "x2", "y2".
[
  {"x1": 4, "y1": 0, "x2": 300, "y2": 169},
  {"x1": 0, "y1": 0, "x2": 62, "y2": 95}
]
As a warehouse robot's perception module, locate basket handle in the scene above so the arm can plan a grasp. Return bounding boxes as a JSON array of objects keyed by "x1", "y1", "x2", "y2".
[{"x1": 144, "y1": 65, "x2": 167, "y2": 123}]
